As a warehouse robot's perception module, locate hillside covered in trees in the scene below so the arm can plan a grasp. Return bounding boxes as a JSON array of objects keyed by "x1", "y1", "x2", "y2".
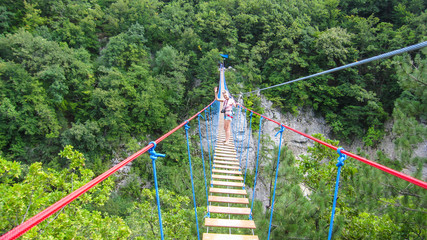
[{"x1": 1, "y1": 0, "x2": 426, "y2": 239}]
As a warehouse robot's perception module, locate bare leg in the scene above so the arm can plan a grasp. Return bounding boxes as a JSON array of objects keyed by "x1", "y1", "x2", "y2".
[{"x1": 224, "y1": 120, "x2": 231, "y2": 144}]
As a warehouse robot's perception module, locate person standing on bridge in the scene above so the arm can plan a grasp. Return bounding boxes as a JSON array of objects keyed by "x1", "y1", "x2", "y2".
[{"x1": 214, "y1": 87, "x2": 236, "y2": 145}]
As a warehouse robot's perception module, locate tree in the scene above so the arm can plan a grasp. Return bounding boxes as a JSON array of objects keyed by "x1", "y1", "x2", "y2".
[
  {"x1": 125, "y1": 188, "x2": 194, "y2": 239},
  {"x1": 0, "y1": 6, "x2": 14, "y2": 33},
  {"x1": 0, "y1": 146, "x2": 131, "y2": 239},
  {"x1": 154, "y1": 45, "x2": 189, "y2": 113},
  {"x1": 315, "y1": 27, "x2": 353, "y2": 66},
  {"x1": 99, "y1": 23, "x2": 148, "y2": 70},
  {"x1": 0, "y1": 30, "x2": 94, "y2": 163},
  {"x1": 392, "y1": 48, "x2": 427, "y2": 160},
  {"x1": 0, "y1": 61, "x2": 61, "y2": 162}
]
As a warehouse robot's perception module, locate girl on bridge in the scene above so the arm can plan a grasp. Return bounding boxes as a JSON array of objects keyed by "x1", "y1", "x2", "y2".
[{"x1": 214, "y1": 87, "x2": 236, "y2": 145}]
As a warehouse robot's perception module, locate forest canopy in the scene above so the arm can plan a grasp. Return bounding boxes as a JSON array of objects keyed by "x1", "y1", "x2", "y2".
[{"x1": 0, "y1": 0, "x2": 426, "y2": 239}]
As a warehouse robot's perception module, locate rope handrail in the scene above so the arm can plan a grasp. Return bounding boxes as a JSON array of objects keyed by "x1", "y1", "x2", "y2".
[
  {"x1": 1, "y1": 101, "x2": 217, "y2": 240},
  {"x1": 237, "y1": 104, "x2": 427, "y2": 189}
]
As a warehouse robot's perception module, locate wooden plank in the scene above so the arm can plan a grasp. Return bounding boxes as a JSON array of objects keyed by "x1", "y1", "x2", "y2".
[
  {"x1": 214, "y1": 155, "x2": 238, "y2": 159},
  {"x1": 215, "y1": 148, "x2": 236, "y2": 152},
  {"x1": 214, "y1": 151, "x2": 237, "y2": 156},
  {"x1": 214, "y1": 164, "x2": 240, "y2": 170},
  {"x1": 209, "y1": 188, "x2": 247, "y2": 195},
  {"x1": 215, "y1": 148, "x2": 235, "y2": 152},
  {"x1": 216, "y1": 141, "x2": 234, "y2": 145},
  {"x1": 212, "y1": 174, "x2": 243, "y2": 181},
  {"x1": 217, "y1": 138, "x2": 234, "y2": 141},
  {"x1": 215, "y1": 144, "x2": 236, "y2": 152},
  {"x1": 208, "y1": 206, "x2": 251, "y2": 215},
  {"x1": 204, "y1": 218, "x2": 256, "y2": 229},
  {"x1": 203, "y1": 233, "x2": 259, "y2": 240},
  {"x1": 208, "y1": 196, "x2": 249, "y2": 204},
  {"x1": 214, "y1": 152, "x2": 237, "y2": 156},
  {"x1": 214, "y1": 160, "x2": 240, "y2": 166},
  {"x1": 214, "y1": 156, "x2": 239, "y2": 162},
  {"x1": 215, "y1": 147, "x2": 235, "y2": 151},
  {"x1": 217, "y1": 144, "x2": 235, "y2": 149},
  {"x1": 211, "y1": 180, "x2": 244, "y2": 187},
  {"x1": 212, "y1": 169, "x2": 242, "y2": 175}
]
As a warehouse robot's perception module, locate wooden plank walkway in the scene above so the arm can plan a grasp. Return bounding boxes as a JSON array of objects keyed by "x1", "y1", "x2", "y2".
[
  {"x1": 203, "y1": 68, "x2": 257, "y2": 239},
  {"x1": 204, "y1": 126, "x2": 258, "y2": 239}
]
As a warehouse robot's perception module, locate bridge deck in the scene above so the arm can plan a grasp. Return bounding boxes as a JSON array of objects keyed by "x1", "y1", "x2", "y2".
[{"x1": 203, "y1": 109, "x2": 257, "y2": 239}]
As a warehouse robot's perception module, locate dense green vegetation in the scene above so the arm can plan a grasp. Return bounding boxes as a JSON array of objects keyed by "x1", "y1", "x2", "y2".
[
  {"x1": 1, "y1": 0, "x2": 426, "y2": 239},
  {"x1": 253, "y1": 133, "x2": 425, "y2": 239}
]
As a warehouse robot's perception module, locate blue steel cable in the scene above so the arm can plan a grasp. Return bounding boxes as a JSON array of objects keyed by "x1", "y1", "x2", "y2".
[
  {"x1": 184, "y1": 122, "x2": 201, "y2": 240},
  {"x1": 197, "y1": 114, "x2": 209, "y2": 214},
  {"x1": 249, "y1": 116, "x2": 263, "y2": 220},
  {"x1": 243, "y1": 112, "x2": 254, "y2": 188},
  {"x1": 267, "y1": 126, "x2": 285, "y2": 240},
  {"x1": 328, "y1": 147, "x2": 347, "y2": 240},
  {"x1": 148, "y1": 142, "x2": 166, "y2": 240},
  {"x1": 239, "y1": 109, "x2": 247, "y2": 166},
  {"x1": 243, "y1": 41, "x2": 427, "y2": 95},
  {"x1": 204, "y1": 110, "x2": 213, "y2": 190}
]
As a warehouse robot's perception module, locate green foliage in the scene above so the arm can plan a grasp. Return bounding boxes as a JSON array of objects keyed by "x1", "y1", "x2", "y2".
[
  {"x1": 342, "y1": 211, "x2": 400, "y2": 239},
  {"x1": 1, "y1": 0, "x2": 426, "y2": 238},
  {"x1": 1, "y1": 0, "x2": 424, "y2": 168},
  {"x1": 392, "y1": 49, "x2": 427, "y2": 159},
  {"x1": 363, "y1": 126, "x2": 385, "y2": 147},
  {"x1": 242, "y1": 94, "x2": 264, "y2": 131},
  {"x1": 255, "y1": 134, "x2": 426, "y2": 239},
  {"x1": 298, "y1": 133, "x2": 358, "y2": 190},
  {"x1": 99, "y1": 23, "x2": 148, "y2": 70},
  {"x1": 315, "y1": 27, "x2": 353, "y2": 66},
  {"x1": 0, "y1": 156, "x2": 21, "y2": 184},
  {"x1": 0, "y1": 146, "x2": 130, "y2": 239},
  {"x1": 0, "y1": 6, "x2": 14, "y2": 33},
  {"x1": 125, "y1": 188, "x2": 194, "y2": 239}
]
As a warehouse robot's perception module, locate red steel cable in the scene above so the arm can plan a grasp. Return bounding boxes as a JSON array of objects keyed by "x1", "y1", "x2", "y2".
[
  {"x1": 1, "y1": 101, "x2": 216, "y2": 240},
  {"x1": 238, "y1": 104, "x2": 427, "y2": 189}
]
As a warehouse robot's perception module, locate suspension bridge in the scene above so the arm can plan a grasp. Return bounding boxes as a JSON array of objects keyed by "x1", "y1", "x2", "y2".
[{"x1": 1, "y1": 42, "x2": 427, "y2": 240}]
